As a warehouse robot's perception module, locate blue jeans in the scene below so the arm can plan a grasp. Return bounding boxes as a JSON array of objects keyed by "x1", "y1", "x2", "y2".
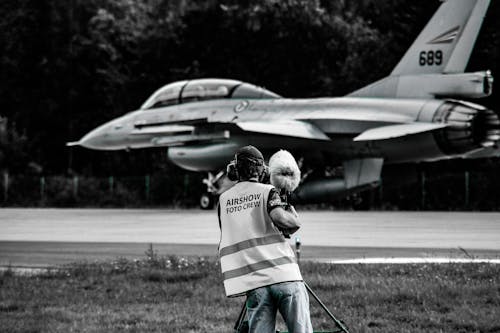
[{"x1": 246, "y1": 281, "x2": 312, "y2": 333}]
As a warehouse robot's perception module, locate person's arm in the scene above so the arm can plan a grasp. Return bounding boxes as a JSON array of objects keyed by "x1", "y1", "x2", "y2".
[
  {"x1": 270, "y1": 206, "x2": 300, "y2": 230},
  {"x1": 267, "y1": 188, "x2": 301, "y2": 235}
]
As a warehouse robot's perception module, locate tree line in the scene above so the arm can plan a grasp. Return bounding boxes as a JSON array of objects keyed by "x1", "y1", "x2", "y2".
[{"x1": 0, "y1": 0, "x2": 499, "y2": 207}]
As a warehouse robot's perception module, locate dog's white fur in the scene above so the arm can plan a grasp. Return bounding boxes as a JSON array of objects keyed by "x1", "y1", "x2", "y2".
[{"x1": 269, "y1": 150, "x2": 301, "y2": 192}]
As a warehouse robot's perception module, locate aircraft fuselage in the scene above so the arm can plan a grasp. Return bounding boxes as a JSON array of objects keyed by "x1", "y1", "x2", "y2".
[{"x1": 76, "y1": 96, "x2": 495, "y2": 172}]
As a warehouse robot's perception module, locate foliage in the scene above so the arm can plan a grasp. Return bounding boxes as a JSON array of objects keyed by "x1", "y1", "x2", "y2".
[
  {"x1": 0, "y1": 172, "x2": 204, "y2": 207},
  {"x1": 0, "y1": 0, "x2": 499, "y2": 207},
  {"x1": 0, "y1": 256, "x2": 499, "y2": 332},
  {"x1": 2, "y1": 163, "x2": 500, "y2": 209},
  {"x1": 0, "y1": 118, "x2": 31, "y2": 173}
]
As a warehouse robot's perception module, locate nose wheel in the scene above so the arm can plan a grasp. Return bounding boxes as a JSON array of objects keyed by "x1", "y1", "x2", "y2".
[
  {"x1": 200, "y1": 192, "x2": 215, "y2": 210},
  {"x1": 200, "y1": 171, "x2": 224, "y2": 210},
  {"x1": 200, "y1": 171, "x2": 236, "y2": 209}
]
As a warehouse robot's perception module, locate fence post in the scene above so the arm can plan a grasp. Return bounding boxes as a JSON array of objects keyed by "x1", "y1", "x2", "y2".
[
  {"x1": 183, "y1": 174, "x2": 190, "y2": 198},
  {"x1": 109, "y1": 176, "x2": 114, "y2": 195},
  {"x1": 464, "y1": 171, "x2": 470, "y2": 208},
  {"x1": 420, "y1": 171, "x2": 426, "y2": 210},
  {"x1": 378, "y1": 180, "x2": 384, "y2": 208},
  {"x1": 2, "y1": 171, "x2": 8, "y2": 202},
  {"x1": 145, "y1": 175, "x2": 150, "y2": 201},
  {"x1": 40, "y1": 176, "x2": 45, "y2": 201},
  {"x1": 73, "y1": 176, "x2": 79, "y2": 198}
]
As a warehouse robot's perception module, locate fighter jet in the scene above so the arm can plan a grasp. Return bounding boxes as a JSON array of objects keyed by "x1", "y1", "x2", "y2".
[{"x1": 68, "y1": 0, "x2": 497, "y2": 208}]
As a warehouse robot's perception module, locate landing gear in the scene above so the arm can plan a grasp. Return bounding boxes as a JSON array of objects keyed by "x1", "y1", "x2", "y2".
[
  {"x1": 200, "y1": 171, "x2": 231, "y2": 210},
  {"x1": 199, "y1": 171, "x2": 237, "y2": 209},
  {"x1": 200, "y1": 192, "x2": 215, "y2": 210}
]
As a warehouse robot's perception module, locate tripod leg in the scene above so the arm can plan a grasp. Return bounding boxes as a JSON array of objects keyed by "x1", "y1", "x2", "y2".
[
  {"x1": 234, "y1": 301, "x2": 248, "y2": 332},
  {"x1": 304, "y1": 282, "x2": 350, "y2": 333}
]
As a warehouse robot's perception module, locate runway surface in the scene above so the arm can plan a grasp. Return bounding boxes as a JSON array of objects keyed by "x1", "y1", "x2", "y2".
[{"x1": 1, "y1": 209, "x2": 499, "y2": 267}]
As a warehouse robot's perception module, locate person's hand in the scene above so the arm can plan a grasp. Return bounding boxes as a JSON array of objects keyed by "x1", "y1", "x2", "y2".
[
  {"x1": 287, "y1": 205, "x2": 298, "y2": 218},
  {"x1": 280, "y1": 226, "x2": 299, "y2": 237}
]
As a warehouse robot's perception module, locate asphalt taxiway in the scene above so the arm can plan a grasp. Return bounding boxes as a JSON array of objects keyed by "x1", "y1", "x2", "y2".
[{"x1": 1, "y1": 209, "x2": 499, "y2": 267}]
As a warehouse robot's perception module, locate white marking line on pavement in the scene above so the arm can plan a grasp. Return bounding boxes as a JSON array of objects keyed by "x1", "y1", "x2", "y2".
[
  {"x1": 3, "y1": 258, "x2": 500, "y2": 276},
  {"x1": 321, "y1": 257, "x2": 500, "y2": 264}
]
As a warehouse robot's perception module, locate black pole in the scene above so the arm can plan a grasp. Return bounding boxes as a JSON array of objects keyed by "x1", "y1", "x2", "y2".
[
  {"x1": 234, "y1": 301, "x2": 247, "y2": 332},
  {"x1": 304, "y1": 282, "x2": 350, "y2": 333}
]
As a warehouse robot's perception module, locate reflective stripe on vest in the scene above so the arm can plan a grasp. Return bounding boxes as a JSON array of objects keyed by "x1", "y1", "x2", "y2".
[
  {"x1": 219, "y1": 234, "x2": 284, "y2": 257},
  {"x1": 219, "y1": 182, "x2": 302, "y2": 297},
  {"x1": 222, "y1": 255, "x2": 296, "y2": 280}
]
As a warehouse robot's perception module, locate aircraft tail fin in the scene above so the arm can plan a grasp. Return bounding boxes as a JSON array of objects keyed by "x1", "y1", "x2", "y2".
[
  {"x1": 392, "y1": 0, "x2": 490, "y2": 76},
  {"x1": 349, "y1": 0, "x2": 492, "y2": 99}
]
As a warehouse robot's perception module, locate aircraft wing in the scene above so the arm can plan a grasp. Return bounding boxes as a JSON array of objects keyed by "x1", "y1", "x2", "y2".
[
  {"x1": 353, "y1": 123, "x2": 448, "y2": 141},
  {"x1": 140, "y1": 119, "x2": 445, "y2": 144},
  {"x1": 236, "y1": 120, "x2": 331, "y2": 141},
  {"x1": 135, "y1": 119, "x2": 330, "y2": 147}
]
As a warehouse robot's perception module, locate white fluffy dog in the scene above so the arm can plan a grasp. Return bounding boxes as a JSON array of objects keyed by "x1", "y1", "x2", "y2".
[{"x1": 269, "y1": 150, "x2": 301, "y2": 193}]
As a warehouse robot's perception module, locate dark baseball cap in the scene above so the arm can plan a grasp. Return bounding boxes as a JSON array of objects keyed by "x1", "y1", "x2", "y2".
[{"x1": 236, "y1": 145, "x2": 264, "y2": 163}]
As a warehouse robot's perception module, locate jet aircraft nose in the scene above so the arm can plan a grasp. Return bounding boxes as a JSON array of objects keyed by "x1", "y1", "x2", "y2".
[
  {"x1": 69, "y1": 121, "x2": 126, "y2": 151},
  {"x1": 76, "y1": 124, "x2": 111, "y2": 150}
]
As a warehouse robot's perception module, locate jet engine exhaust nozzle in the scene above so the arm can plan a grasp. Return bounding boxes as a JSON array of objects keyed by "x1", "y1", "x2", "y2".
[{"x1": 433, "y1": 102, "x2": 500, "y2": 155}]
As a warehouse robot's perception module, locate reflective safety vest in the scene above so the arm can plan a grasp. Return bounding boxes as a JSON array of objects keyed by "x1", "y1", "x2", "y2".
[{"x1": 218, "y1": 181, "x2": 302, "y2": 297}]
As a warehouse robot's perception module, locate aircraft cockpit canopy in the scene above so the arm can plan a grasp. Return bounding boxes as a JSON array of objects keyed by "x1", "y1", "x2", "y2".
[{"x1": 140, "y1": 78, "x2": 281, "y2": 110}]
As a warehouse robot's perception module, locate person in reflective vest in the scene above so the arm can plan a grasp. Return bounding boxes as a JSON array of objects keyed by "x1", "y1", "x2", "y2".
[{"x1": 218, "y1": 145, "x2": 312, "y2": 333}]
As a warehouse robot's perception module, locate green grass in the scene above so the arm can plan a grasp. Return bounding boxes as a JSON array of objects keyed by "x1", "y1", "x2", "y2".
[{"x1": 1, "y1": 255, "x2": 499, "y2": 333}]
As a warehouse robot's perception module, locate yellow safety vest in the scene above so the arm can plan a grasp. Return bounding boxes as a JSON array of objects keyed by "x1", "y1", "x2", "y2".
[{"x1": 218, "y1": 181, "x2": 302, "y2": 297}]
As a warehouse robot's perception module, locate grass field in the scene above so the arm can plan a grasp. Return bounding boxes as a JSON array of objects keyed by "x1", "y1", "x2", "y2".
[{"x1": 1, "y1": 251, "x2": 499, "y2": 333}]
